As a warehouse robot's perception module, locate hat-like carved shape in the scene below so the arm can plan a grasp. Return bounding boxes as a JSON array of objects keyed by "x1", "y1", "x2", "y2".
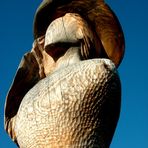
[{"x1": 34, "y1": 0, "x2": 125, "y2": 67}]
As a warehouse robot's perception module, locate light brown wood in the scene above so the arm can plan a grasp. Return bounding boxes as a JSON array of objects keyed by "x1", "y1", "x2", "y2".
[{"x1": 5, "y1": 1, "x2": 124, "y2": 147}]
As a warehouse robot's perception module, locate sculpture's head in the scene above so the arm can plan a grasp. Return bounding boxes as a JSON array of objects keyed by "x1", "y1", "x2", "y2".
[{"x1": 34, "y1": 0, "x2": 125, "y2": 67}]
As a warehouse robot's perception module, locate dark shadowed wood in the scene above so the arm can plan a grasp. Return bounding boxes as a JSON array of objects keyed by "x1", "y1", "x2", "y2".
[{"x1": 34, "y1": 0, "x2": 125, "y2": 67}]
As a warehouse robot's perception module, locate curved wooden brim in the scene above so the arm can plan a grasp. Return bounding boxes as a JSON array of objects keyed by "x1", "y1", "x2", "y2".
[{"x1": 34, "y1": 0, "x2": 125, "y2": 67}]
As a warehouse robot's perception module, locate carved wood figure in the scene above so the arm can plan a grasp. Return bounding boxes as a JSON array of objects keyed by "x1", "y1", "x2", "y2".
[{"x1": 4, "y1": 0, "x2": 125, "y2": 147}]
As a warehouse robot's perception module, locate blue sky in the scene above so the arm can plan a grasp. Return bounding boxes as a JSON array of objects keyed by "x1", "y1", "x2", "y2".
[{"x1": 0, "y1": 0, "x2": 148, "y2": 147}]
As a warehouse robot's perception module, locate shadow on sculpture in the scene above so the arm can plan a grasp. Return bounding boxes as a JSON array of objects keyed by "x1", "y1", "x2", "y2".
[{"x1": 4, "y1": 0, "x2": 125, "y2": 147}]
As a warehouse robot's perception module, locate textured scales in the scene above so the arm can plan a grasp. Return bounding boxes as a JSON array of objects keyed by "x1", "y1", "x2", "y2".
[{"x1": 14, "y1": 59, "x2": 121, "y2": 148}]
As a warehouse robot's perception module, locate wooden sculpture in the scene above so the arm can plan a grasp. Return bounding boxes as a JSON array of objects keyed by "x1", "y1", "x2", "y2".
[{"x1": 4, "y1": 0, "x2": 125, "y2": 147}]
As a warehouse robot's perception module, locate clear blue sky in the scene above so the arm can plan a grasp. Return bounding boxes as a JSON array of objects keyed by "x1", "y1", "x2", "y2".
[{"x1": 0, "y1": 0, "x2": 148, "y2": 147}]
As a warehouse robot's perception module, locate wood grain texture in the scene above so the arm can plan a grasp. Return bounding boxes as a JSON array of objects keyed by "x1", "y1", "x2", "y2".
[
  {"x1": 4, "y1": 1, "x2": 124, "y2": 147},
  {"x1": 44, "y1": 13, "x2": 98, "y2": 61},
  {"x1": 34, "y1": 0, "x2": 125, "y2": 67},
  {"x1": 14, "y1": 59, "x2": 121, "y2": 148}
]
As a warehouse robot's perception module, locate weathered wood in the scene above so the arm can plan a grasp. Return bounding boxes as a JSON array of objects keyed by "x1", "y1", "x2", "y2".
[
  {"x1": 44, "y1": 13, "x2": 99, "y2": 61},
  {"x1": 14, "y1": 59, "x2": 121, "y2": 148},
  {"x1": 4, "y1": 0, "x2": 124, "y2": 147},
  {"x1": 34, "y1": 0, "x2": 125, "y2": 67}
]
